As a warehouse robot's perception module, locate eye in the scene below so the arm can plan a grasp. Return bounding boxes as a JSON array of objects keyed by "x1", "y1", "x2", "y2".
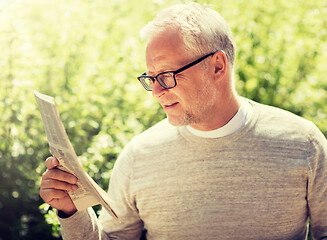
[{"x1": 158, "y1": 72, "x2": 174, "y2": 81}]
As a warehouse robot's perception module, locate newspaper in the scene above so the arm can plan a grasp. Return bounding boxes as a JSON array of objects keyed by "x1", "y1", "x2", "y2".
[{"x1": 34, "y1": 90, "x2": 118, "y2": 221}]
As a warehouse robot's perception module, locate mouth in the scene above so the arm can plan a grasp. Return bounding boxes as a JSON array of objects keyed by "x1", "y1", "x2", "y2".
[
  {"x1": 163, "y1": 102, "x2": 178, "y2": 110},
  {"x1": 165, "y1": 103, "x2": 177, "y2": 107}
]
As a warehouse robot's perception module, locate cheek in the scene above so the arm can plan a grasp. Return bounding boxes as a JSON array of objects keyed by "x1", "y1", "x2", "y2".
[
  {"x1": 195, "y1": 74, "x2": 216, "y2": 105},
  {"x1": 178, "y1": 88, "x2": 205, "y2": 112},
  {"x1": 174, "y1": 71, "x2": 211, "y2": 106}
]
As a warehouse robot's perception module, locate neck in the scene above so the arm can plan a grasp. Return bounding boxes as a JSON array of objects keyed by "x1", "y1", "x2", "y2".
[{"x1": 190, "y1": 93, "x2": 240, "y2": 131}]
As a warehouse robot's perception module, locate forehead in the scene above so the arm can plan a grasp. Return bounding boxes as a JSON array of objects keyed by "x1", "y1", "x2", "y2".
[{"x1": 145, "y1": 29, "x2": 189, "y2": 75}]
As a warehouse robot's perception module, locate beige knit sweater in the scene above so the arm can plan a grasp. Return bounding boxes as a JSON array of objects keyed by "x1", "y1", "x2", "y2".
[{"x1": 59, "y1": 100, "x2": 327, "y2": 240}]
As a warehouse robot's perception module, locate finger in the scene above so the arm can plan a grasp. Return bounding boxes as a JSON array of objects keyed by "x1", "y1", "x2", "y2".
[
  {"x1": 45, "y1": 156, "x2": 59, "y2": 170},
  {"x1": 41, "y1": 178, "x2": 78, "y2": 192},
  {"x1": 47, "y1": 196, "x2": 76, "y2": 214},
  {"x1": 47, "y1": 196, "x2": 74, "y2": 208},
  {"x1": 47, "y1": 197, "x2": 69, "y2": 207},
  {"x1": 40, "y1": 188, "x2": 69, "y2": 203},
  {"x1": 42, "y1": 168, "x2": 78, "y2": 184}
]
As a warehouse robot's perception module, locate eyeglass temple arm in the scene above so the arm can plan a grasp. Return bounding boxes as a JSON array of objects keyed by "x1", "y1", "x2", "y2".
[{"x1": 173, "y1": 51, "x2": 216, "y2": 75}]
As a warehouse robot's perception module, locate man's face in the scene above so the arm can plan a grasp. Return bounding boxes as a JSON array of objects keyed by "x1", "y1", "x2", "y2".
[{"x1": 145, "y1": 29, "x2": 218, "y2": 129}]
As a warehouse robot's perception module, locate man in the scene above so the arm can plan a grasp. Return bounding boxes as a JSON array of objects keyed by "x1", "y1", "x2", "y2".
[{"x1": 40, "y1": 3, "x2": 327, "y2": 240}]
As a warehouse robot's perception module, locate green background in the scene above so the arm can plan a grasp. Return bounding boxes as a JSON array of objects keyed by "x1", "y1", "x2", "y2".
[{"x1": 0, "y1": 0, "x2": 326, "y2": 239}]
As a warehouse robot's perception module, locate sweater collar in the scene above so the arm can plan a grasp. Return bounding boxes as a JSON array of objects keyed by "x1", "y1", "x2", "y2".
[{"x1": 186, "y1": 98, "x2": 253, "y2": 139}]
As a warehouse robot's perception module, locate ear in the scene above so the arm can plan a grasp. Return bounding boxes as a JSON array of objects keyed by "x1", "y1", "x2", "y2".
[{"x1": 211, "y1": 50, "x2": 228, "y2": 81}]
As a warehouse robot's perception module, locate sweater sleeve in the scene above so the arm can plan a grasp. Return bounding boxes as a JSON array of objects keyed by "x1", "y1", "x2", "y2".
[
  {"x1": 58, "y1": 141, "x2": 143, "y2": 240},
  {"x1": 307, "y1": 123, "x2": 327, "y2": 240},
  {"x1": 58, "y1": 208, "x2": 110, "y2": 240},
  {"x1": 98, "y1": 140, "x2": 144, "y2": 239}
]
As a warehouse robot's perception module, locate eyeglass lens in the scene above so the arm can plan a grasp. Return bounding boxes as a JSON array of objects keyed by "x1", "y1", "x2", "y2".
[{"x1": 140, "y1": 72, "x2": 175, "y2": 90}]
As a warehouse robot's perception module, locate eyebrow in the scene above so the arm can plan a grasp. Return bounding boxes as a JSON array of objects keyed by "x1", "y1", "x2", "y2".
[{"x1": 146, "y1": 65, "x2": 178, "y2": 76}]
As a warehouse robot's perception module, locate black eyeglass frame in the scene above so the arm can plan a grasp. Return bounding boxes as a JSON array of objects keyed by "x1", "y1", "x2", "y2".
[{"x1": 137, "y1": 51, "x2": 218, "y2": 91}]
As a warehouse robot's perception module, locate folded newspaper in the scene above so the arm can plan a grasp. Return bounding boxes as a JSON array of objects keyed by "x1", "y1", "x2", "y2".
[{"x1": 34, "y1": 90, "x2": 118, "y2": 220}]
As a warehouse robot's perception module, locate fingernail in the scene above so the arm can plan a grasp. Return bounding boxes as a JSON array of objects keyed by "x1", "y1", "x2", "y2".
[
  {"x1": 71, "y1": 185, "x2": 78, "y2": 191},
  {"x1": 52, "y1": 157, "x2": 58, "y2": 165},
  {"x1": 71, "y1": 176, "x2": 78, "y2": 184}
]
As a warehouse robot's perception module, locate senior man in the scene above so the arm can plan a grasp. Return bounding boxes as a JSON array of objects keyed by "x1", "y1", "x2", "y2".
[{"x1": 40, "y1": 3, "x2": 327, "y2": 240}]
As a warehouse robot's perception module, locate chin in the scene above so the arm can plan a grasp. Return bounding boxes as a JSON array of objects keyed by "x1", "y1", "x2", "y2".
[{"x1": 167, "y1": 113, "x2": 195, "y2": 127}]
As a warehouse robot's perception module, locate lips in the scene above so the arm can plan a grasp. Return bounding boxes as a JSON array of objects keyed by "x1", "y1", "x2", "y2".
[
  {"x1": 163, "y1": 102, "x2": 178, "y2": 110},
  {"x1": 165, "y1": 103, "x2": 178, "y2": 107}
]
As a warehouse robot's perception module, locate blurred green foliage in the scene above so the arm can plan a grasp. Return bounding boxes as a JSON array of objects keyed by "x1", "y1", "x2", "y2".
[{"x1": 0, "y1": 0, "x2": 326, "y2": 239}]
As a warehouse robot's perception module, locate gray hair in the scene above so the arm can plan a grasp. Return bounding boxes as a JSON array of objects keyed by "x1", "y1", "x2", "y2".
[{"x1": 140, "y1": 2, "x2": 236, "y2": 65}]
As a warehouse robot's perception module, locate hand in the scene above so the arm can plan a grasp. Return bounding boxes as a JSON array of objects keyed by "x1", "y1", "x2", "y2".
[{"x1": 40, "y1": 157, "x2": 78, "y2": 217}]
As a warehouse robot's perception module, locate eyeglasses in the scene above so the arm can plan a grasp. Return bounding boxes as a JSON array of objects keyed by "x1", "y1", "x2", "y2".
[{"x1": 137, "y1": 51, "x2": 217, "y2": 91}]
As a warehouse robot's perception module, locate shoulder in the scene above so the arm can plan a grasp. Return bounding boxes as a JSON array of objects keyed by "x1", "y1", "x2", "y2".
[
  {"x1": 131, "y1": 118, "x2": 180, "y2": 149},
  {"x1": 117, "y1": 118, "x2": 180, "y2": 160},
  {"x1": 113, "y1": 118, "x2": 180, "y2": 174},
  {"x1": 252, "y1": 100, "x2": 310, "y2": 125},
  {"x1": 250, "y1": 100, "x2": 316, "y2": 141}
]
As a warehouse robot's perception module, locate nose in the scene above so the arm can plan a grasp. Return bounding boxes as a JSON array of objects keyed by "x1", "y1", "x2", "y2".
[{"x1": 152, "y1": 80, "x2": 168, "y2": 99}]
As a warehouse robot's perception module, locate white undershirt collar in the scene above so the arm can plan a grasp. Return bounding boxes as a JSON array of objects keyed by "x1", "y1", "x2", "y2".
[{"x1": 186, "y1": 99, "x2": 253, "y2": 138}]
